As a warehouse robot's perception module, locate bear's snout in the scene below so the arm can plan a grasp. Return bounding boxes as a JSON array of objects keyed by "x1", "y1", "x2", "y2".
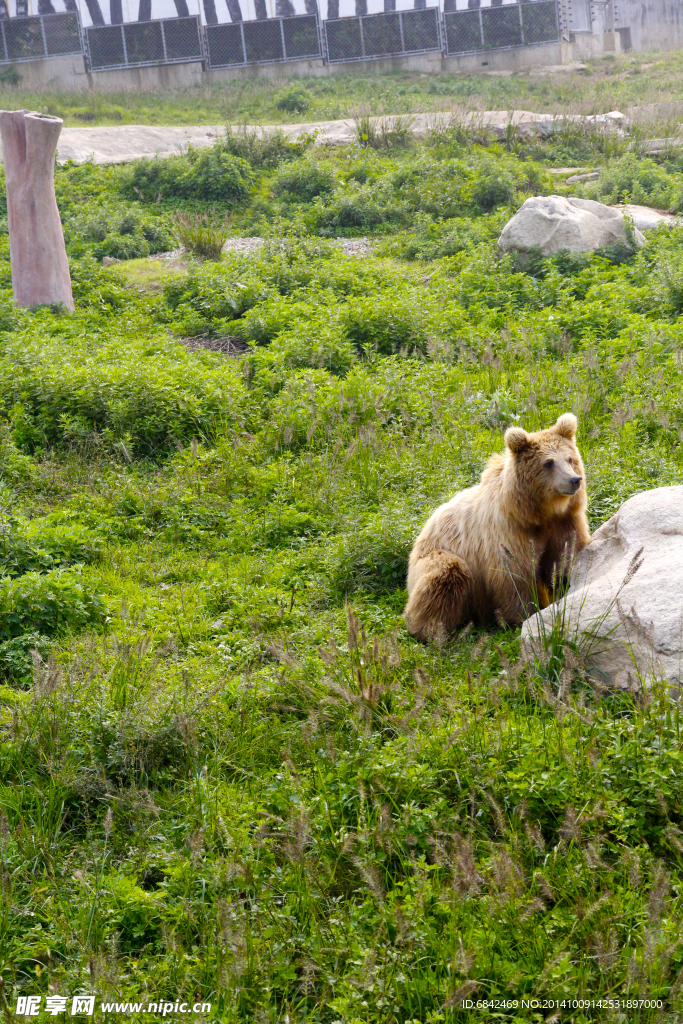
[{"x1": 558, "y1": 475, "x2": 582, "y2": 495}]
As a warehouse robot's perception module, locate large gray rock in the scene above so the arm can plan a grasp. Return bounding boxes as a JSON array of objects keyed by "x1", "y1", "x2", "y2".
[
  {"x1": 522, "y1": 487, "x2": 683, "y2": 690},
  {"x1": 498, "y1": 195, "x2": 646, "y2": 258}
]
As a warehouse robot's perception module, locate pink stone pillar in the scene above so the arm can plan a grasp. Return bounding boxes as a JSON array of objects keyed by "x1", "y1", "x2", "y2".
[{"x1": 0, "y1": 110, "x2": 74, "y2": 312}]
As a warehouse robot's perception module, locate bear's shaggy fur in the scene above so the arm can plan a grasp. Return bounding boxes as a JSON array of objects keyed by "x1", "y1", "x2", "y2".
[{"x1": 404, "y1": 413, "x2": 590, "y2": 640}]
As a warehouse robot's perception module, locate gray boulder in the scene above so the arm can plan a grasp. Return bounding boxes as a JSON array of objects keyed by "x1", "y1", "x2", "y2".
[
  {"x1": 522, "y1": 486, "x2": 683, "y2": 691},
  {"x1": 497, "y1": 195, "x2": 646, "y2": 258}
]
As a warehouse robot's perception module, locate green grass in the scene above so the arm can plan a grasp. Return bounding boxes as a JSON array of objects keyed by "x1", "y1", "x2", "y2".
[
  {"x1": 1, "y1": 108, "x2": 683, "y2": 1023},
  {"x1": 3, "y1": 49, "x2": 683, "y2": 128}
]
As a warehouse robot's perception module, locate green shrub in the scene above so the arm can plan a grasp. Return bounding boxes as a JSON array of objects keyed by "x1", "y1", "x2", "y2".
[
  {"x1": 388, "y1": 212, "x2": 504, "y2": 260},
  {"x1": 271, "y1": 163, "x2": 336, "y2": 203},
  {"x1": 250, "y1": 321, "x2": 356, "y2": 383},
  {"x1": 120, "y1": 146, "x2": 253, "y2": 205},
  {"x1": 1, "y1": 332, "x2": 249, "y2": 456},
  {"x1": 342, "y1": 292, "x2": 432, "y2": 355},
  {"x1": 0, "y1": 568, "x2": 106, "y2": 641},
  {"x1": 233, "y1": 295, "x2": 318, "y2": 345},
  {"x1": 63, "y1": 204, "x2": 174, "y2": 261},
  {"x1": 590, "y1": 153, "x2": 683, "y2": 211},
  {"x1": 0, "y1": 631, "x2": 50, "y2": 688},
  {"x1": 310, "y1": 182, "x2": 408, "y2": 234},
  {"x1": 0, "y1": 518, "x2": 102, "y2": 577},
  {"x1": 470, "y1": 162, "x2": 518, "y2": 211},
  {"x1": 274, "y1": 85, "x2": 311, "y2": 113},
  {"x1": 163, "y1": 264, "x2": 269, "y2": 336}
]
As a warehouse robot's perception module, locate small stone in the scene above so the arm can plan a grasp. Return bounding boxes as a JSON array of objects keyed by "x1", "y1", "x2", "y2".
[{"x1": 102, "y1": 256, "x2": 121, "y2": 267}]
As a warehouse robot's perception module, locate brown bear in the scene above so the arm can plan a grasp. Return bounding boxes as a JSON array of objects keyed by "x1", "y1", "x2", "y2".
[{"x1": 403, "y1": 413, "x2": 590, "y2": 640}]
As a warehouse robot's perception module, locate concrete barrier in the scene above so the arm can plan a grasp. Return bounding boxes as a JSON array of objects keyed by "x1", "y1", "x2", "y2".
[{"x1": 8, "y1": 37, "x2": 566, "y2": 91}]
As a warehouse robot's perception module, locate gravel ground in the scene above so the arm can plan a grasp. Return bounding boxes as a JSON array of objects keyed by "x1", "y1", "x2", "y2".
[{"x1": 148, "y1": 237, "x2": 375, "y2": 261}]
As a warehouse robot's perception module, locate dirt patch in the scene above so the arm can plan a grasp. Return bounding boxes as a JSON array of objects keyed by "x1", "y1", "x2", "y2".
[{"x1": 179, "y1": 336, "x2": 248, "y2": 356}]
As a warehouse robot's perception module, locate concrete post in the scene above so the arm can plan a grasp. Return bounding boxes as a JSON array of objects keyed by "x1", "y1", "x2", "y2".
[{"x1": 0, "y1": 110, "x2": 74, "y2": 313}]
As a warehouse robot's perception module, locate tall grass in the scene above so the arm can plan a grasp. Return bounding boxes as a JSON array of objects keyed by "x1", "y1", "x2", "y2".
[{"x1": 172, "y1": 210, "x2": 232, "y2": 260}]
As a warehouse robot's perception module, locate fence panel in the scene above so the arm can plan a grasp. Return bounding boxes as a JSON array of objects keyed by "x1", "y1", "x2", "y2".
[
  {"x1": 205, "y1": 13, "x2": 319, "y2": 68},
  {"x1": 481, "y1": 4, "x2": 522, "y2": 48},
  {"x1": 324, "y1": 7, "x2": 440, "y2": 62},
  {"x1": 521, "y1": 0, "x2": 558, "y2": 42},
  {"x1": 443, "y1": 0, "x2": 557, "y2": 54},
  {"x1": 0, "y1": 11, "x2": 81, "y2": 63},
  {"x1": 86, "y1": 15, "x2": 202, "y2": 71},
  {"x1": 401, "y1": 7, "x2": 440, "y2": 50},
  {"x1": 282, "y1": 13, "x2": 321, "y2": 58}
]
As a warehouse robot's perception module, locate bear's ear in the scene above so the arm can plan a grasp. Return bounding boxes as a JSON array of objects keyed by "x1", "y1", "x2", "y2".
[
  {"x1": 554, "y1": 412, "x2": 578, "y2": 439},
  {"x1": 504, "y1": 426, "x2": 530, "y2": 454}
]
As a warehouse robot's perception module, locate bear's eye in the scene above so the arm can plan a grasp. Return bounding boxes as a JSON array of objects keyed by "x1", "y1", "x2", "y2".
[{"x1": 544, "y1": 459, "x2": 554, "y2": 469}]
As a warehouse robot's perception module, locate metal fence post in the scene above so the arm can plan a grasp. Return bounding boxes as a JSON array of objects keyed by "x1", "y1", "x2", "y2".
[
  {"x1": 239, "y1": 19, "x2": 246, "y2": 61},
  {"x1": 478, "y1": 7, "x2": 484, "y2": 46},
  {"x1": 279, "y1": 16, "x2": 286, "y2": 58},
  {"x1": 39, "y1": 16, "x2": 49, "y2": 57},
  {"x1": 120, "y1": 23, "x2": 128, "y2": 62},
  {"x1": 160, "y1": 19, "x2": 168, "y2": 60},
  {"x1": 359, "y1": 14, "x2": 365, "y2": 56},
  {"x1": 398, "y1": 9, "x2": 405, "y2": 51},
  {"x1": 518, "y1": 1, "x2": 524, "y2": 43},
  {"x1": 0, "y1": 20, "x2": 7, "y2": 61}
]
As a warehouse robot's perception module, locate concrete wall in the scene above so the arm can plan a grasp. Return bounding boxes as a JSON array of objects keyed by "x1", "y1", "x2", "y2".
[
  {"x1": 613, "y1": 0, "x2": 683, "y2": 51},
  {"x1": 11, "y1": 38, "x2": 565, "y2": 91}
]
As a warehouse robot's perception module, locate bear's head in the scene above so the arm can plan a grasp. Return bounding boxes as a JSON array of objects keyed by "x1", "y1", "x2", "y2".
[{"x1": 503, "y1": 413, "x2": 585, "y2": 516}]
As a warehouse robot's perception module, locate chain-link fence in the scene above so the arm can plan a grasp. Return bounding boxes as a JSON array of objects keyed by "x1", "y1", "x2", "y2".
[
  {"x1": 0, "y1": 11, "x2": 81, "y2": 63},
  {"x1": 323, "y1": 6, "x2": 440, "y2": 61},
  {"x1": 204, "y1": 13, "x2": 320, "y2": 67},
  {"x1": 443, "y1": 0, "x2": 558, "y2": 55},
  {"x1": 84, "y1": 14, "x2": 202, "y2": 69},
  {"x1": 6, "y1": 0, "x2": 559, "y2": 73}
]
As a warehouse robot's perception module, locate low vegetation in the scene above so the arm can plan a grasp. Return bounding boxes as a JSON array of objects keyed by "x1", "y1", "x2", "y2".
[
  {"x1": 1, "y1": 49, "x2": 683, "y2": 128},
  {"x1": 1, "y1": 90, "x2": 683, "y2": 1023}
]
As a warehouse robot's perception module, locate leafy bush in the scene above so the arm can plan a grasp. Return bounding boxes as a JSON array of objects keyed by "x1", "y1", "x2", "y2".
[
  {"x1": 120, "y1": 146, "x2": 253, "y2": 205},
  {"x1": 0, "y1": 518, "x2": 102, "y2": 577},
  {"x1": 274, "y1": 85, "x2": 311, "y2": 113},
  {"x1": 63, "y1": 204, "x2": 174, "y2": 261},
  {"x1": 250, "y1": 320, "x2": 356, "y2": 383},
  {"x1": 163, "y1": 264, "x2": 269, "y2": 336},
  {"x1": 589, "y1": 153, "x2": 683, "y2": 211},
  {"x1": 310, "y1": 182, "x2": 408, "y2": 234},
  {"x1": 233, "y1": 295, "x2": 319, "y2": 345},
  {"x1": 387, "y1": 212, "x2": 504, "y2": 260},
  {"x1": 271, "y1": 162, "x2": 336, "y2": 203},
  {"x1": 392, "y1": 155, "x2": 548, "y2": 219},
  {"x1": 1, "y1": 332, "x2": 249, "y2": 456},
  {"x1": 0, "y1": 568, "x2": 106, "y2": 640},
  {"x1": 0, "y1": 631, "x2": 50, "y2": 688},
  {"x1": 343, "y1": 292, "x2": 433, "y2": 355}
]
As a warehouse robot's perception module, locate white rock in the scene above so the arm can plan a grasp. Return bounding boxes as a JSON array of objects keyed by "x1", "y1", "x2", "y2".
[
  {"x1": 616, "y1": 203, "x2": 683, "y2": 232},
  {"x1": 522, "y1": 486, "x2": 683, "y2": 690},
  {"x1": 497, "y1": 195, "x2": 646, "y2": 257}
]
